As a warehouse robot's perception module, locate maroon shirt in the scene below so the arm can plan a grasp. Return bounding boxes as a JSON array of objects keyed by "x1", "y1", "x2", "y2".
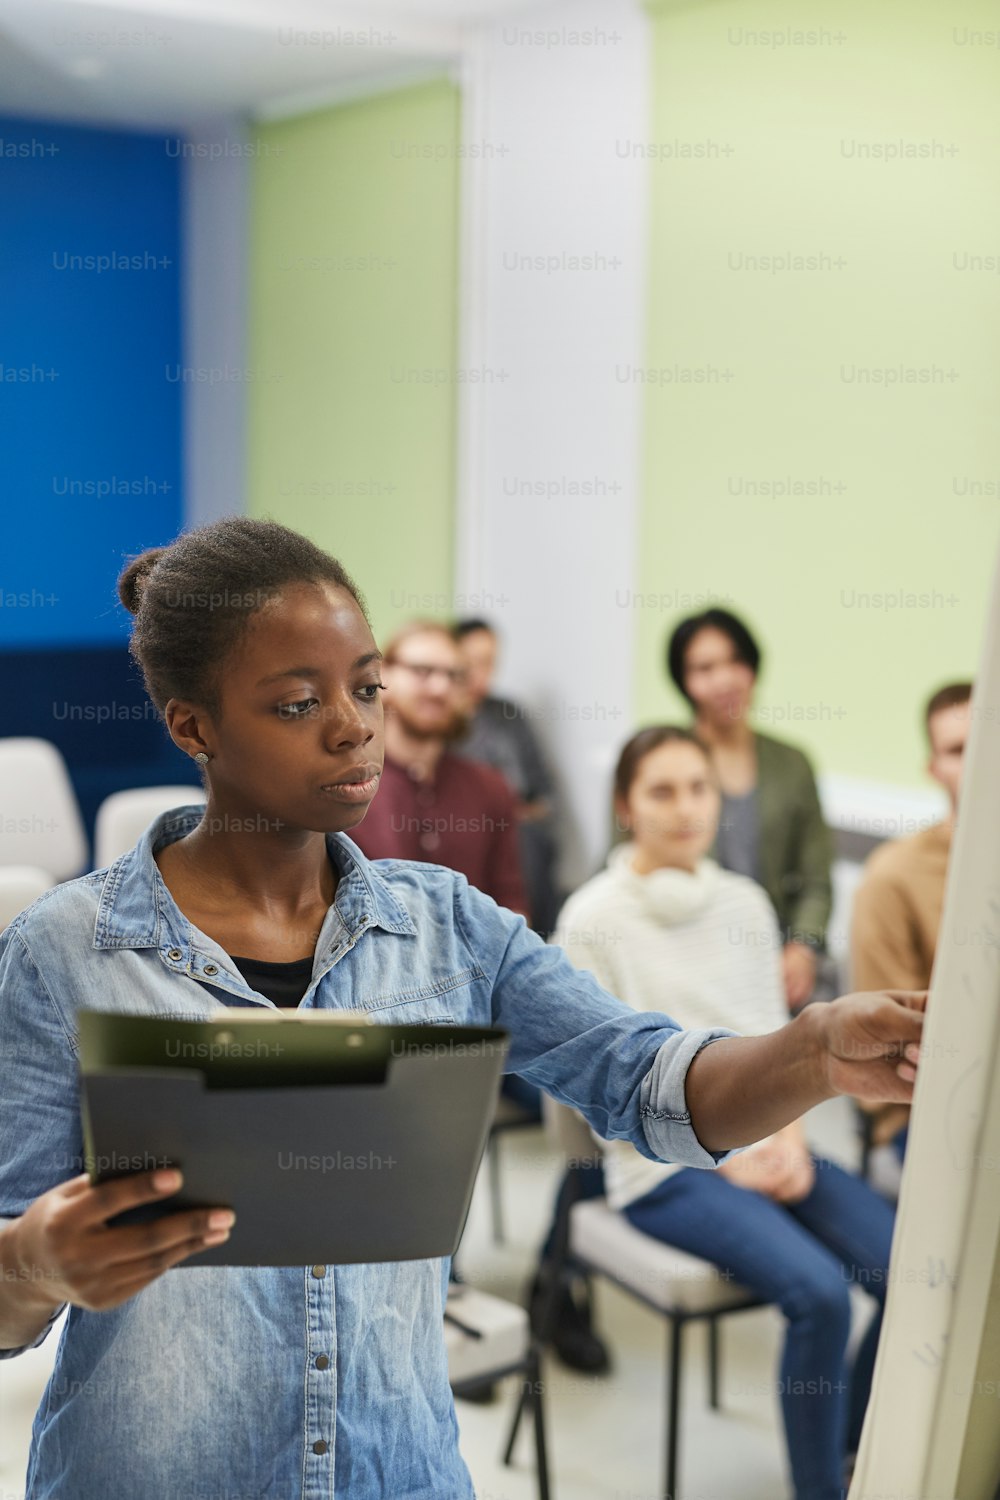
[{"x1": 351, "y1": 751, "x2": 528, "y2": 915}]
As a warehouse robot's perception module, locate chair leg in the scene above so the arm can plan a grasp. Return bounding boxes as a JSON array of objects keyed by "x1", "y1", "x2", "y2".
[
  {"x1": 664, "y1": 1317, "x2": 683, "y2": 1500},
  {"x1": 529, "y1": 1344, "x2": 552, "y2": 1500},
  {"x1": 707, "y1": 1317, "x2": 720, "y2": 1410},
  {"x1": 503, "y1": 1347, "x2": 552, "y2": 1500},
  {"x1": 488, "y1": 1133, "x2": 505, "y2": 1244},
  {"x1": 503, "y1": 1380, "x2": 528, "y2": 1465}
]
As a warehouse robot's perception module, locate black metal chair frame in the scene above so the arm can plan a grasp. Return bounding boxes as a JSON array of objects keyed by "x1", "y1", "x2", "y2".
[
  {"x1": 507, "y1": 1162, "x2": 767, "y2": 1500},
  {"x1": 452, "y1": 1335, "x2": 551, "y2": 1500}
]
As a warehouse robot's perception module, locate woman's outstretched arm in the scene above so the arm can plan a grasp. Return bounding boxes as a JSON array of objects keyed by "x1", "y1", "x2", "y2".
[{"x1": 685, "y1": 990, "x2": 926, "y2": 1152}]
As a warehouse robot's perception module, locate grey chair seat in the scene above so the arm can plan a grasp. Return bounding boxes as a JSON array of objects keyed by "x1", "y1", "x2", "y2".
[
  {"x1": 569, "y1": 1197, "x2": 754, "y2": 1315},
  {"x1": 445, "y1": 1285, "x2": 530, "y2": 1386}
]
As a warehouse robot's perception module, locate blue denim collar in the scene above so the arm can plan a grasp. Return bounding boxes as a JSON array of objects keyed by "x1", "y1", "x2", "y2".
[{"x1": 92, "y1": 805, "x2": 417, "y2": 955}]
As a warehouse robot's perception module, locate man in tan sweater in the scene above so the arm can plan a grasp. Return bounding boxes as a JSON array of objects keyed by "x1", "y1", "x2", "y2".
[{"x1": 851, "y1": 680, "x2": 972, "y2": 1145}]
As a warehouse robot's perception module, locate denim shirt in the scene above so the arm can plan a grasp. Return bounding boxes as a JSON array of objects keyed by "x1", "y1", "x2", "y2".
[{"x1": 0, "y1": 807, "x2": 737, "y2": 1500}]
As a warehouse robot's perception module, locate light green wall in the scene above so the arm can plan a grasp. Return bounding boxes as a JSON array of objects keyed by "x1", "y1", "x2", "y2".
[
  {"x1": 247, "y1": 79, "x2": 460, "y2": 644},
  {"x1": 636, "y1": 0, "x2": 1000, "y2": 786}
]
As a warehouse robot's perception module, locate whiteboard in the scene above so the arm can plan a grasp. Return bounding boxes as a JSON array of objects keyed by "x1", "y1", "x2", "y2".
[{"x1": 849, "y1": 544, "x2": 1000, "y2": 1500}]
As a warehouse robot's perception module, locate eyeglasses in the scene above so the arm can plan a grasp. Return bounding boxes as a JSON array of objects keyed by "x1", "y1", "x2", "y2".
[{"x1": 387, "y1": 660, "x2": 466, "y2": 686}]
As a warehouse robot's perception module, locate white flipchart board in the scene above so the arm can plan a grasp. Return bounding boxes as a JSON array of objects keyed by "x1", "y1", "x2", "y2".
[{"x1": 849, "y1": 545, "x2": 1000, "y2": 1500}]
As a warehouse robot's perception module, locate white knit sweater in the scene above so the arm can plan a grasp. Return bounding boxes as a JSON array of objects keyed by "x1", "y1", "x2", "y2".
[{"x1": 553, "y1": 844, "x2": 788, "y2": 1209}]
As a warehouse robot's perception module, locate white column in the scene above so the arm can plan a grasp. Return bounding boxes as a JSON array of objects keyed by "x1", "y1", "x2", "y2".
[{"x1": 454, "y1": 0, "x2": 650, "y2": 887}]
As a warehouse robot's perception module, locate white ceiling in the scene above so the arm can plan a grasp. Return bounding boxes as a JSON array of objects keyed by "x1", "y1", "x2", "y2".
[{"x1": 0, "y1": 0, "x2": 542, "y2": 132}]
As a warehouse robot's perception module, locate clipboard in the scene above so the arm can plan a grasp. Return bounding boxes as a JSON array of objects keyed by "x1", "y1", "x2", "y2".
[{"x1": 77, "y1": 1007, "x2": 510, "y2": 1267}]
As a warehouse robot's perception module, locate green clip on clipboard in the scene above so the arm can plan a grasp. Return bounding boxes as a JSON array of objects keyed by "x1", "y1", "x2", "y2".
[{"x1": 77, "y1": 1008, "x2": 510, "y2": 1267}]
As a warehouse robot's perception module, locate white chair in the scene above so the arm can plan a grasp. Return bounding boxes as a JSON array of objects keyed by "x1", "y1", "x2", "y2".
[
  {"x1": 446, "y1": 1282, "x2": 550, "y2": 1500},
  {"x1": 94, "y1": 786, "x2": 206, "y2": 868},
  {"x1": 0, "y1": 738, "x2": 87, "y2": 878},
  {"x1": 0, "y1": 865, "x2": 55, "y2": 930},
  {"x1": 520, "y1": 1097, "x2": 767, "y2": 1500}
]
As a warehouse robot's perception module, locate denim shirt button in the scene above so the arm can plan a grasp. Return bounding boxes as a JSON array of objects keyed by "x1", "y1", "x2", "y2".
[
  {"x1": 314, "y1": 1355, "x2": 330, "y2": 1370},
  {"x1": 167, "y1": 949, "x2": 182, "y2": 962},
  {"x1": 311, "y1": 1264, "x2": 326, "y2": 1278},
  {"x1": 312, "y1": 1440, "x2": 329, "y2": 1455},
  {"x1": 203, "y1": 963, "x2": 219, "y2": 976}
]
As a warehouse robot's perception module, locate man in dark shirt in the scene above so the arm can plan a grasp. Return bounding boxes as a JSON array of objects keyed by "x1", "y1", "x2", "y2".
[
  {"x1": 350, "y1": 620, "x2": 528, "y2": 917},
  {"x1": 453, "y1": 618, "x2": 563, "y2": 935},
  {"x1": 353, "y1": 621, "x2": 607, "y2": 1378}
]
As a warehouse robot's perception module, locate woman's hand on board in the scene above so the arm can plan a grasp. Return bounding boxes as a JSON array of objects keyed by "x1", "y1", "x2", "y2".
[{"x1": 814, "y1": 989, "x2": 927, "y2": 1105}]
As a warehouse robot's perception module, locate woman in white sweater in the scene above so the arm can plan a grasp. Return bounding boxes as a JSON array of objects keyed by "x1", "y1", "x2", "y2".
[{"x1": 555, "y1": 726, "x2": 894, "y2": 1500}]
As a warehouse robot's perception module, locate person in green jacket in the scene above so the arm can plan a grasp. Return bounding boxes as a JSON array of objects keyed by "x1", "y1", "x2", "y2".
[{"x1": 667, "y1": 607, "x2": 834, "y2": 1012}]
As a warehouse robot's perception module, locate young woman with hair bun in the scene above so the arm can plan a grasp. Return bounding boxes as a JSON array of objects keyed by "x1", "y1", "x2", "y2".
[{"x1": 0, "y1": 519, "x2": 923, "y2": 1499}]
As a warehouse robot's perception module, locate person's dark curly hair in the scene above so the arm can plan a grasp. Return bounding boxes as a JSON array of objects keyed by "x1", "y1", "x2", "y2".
[
  {"x1": 117, "y1": 516, "x2": 369, "y2": 720},
  {"x1": 666, "y1": 607, "x2": 761, "y2": 705}
]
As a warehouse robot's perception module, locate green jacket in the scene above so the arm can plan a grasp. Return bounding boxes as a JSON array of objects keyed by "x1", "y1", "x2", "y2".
[{"x1": 711, "y1": 731, "x2": 833, "y2": 949}]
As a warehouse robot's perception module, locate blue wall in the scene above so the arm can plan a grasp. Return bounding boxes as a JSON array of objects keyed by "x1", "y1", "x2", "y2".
[
  {"x1": 0, "y1": 116, "x2": 183, "y2": 646},
  {"x1": 0, "y1": 117, "x2": 196, "y2": 852}
]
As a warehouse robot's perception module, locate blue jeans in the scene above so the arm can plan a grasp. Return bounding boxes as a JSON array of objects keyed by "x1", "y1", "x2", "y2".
[{"x1": 624, "y1": 1157, "x2": 895, "y2": 1500}]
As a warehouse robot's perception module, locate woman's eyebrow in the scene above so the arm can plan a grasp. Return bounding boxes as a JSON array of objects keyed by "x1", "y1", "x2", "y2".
[{"x1": 256, "y1": 651, "x2": 383, "y2": 687}]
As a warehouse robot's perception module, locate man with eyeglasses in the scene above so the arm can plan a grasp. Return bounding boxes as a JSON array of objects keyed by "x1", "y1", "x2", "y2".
[
  {"x1": 352, "y1": 619, "x2": 612, "y2": 1385},
  {"x1": 453, "y1": 618, "x2": 563, "y2": 938},
  {"x1": 349, "y1": 619, "x2": 528, "y2": 918}
]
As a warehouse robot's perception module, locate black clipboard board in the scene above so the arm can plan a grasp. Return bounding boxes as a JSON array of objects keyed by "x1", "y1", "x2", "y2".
[{"x1": 77, "y1": 1008, "x2": 510, "y2": 1267}]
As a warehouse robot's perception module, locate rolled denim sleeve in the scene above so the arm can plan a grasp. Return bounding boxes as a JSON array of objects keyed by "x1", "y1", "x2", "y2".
[{"x1": 638, "y1": 1028, "x2": 740, "y2": 1169}]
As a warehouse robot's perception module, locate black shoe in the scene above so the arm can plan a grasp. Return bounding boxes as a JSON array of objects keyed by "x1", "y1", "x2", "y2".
[{"x1": 528, "y1": 1270, "x2": 612, "y2": 1375}]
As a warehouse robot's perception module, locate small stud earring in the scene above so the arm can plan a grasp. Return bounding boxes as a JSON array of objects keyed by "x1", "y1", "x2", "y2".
[{"x1": 193, "y1": 751, "x2": 210, "y2": 766}]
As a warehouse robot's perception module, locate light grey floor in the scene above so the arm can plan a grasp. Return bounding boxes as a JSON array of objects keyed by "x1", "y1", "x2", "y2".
[{"x1": 0, "y1": 1095, "x2": 899, "y2": 1500}]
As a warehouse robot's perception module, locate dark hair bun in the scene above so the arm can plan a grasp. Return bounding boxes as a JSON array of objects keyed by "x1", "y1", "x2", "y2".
[
  {"x1": 117, "y1": 547, "x2": 169, "y2": 616},
  {"x1": 116, "y1": 517, "x2": 367, "y2": 717}
]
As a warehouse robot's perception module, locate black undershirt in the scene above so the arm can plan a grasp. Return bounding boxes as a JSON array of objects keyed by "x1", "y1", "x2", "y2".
[{"x1": 230, "y1": 954, "x2": 315, "y2": 1007}]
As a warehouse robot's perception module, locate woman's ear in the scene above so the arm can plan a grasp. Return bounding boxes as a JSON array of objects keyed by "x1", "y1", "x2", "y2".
[
  {"x1": 163, "y1": 699, "x2": 213, "y2": 762},
  {"x1": 613, "y1": 795, "x2": 631, "y2": 833}
]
